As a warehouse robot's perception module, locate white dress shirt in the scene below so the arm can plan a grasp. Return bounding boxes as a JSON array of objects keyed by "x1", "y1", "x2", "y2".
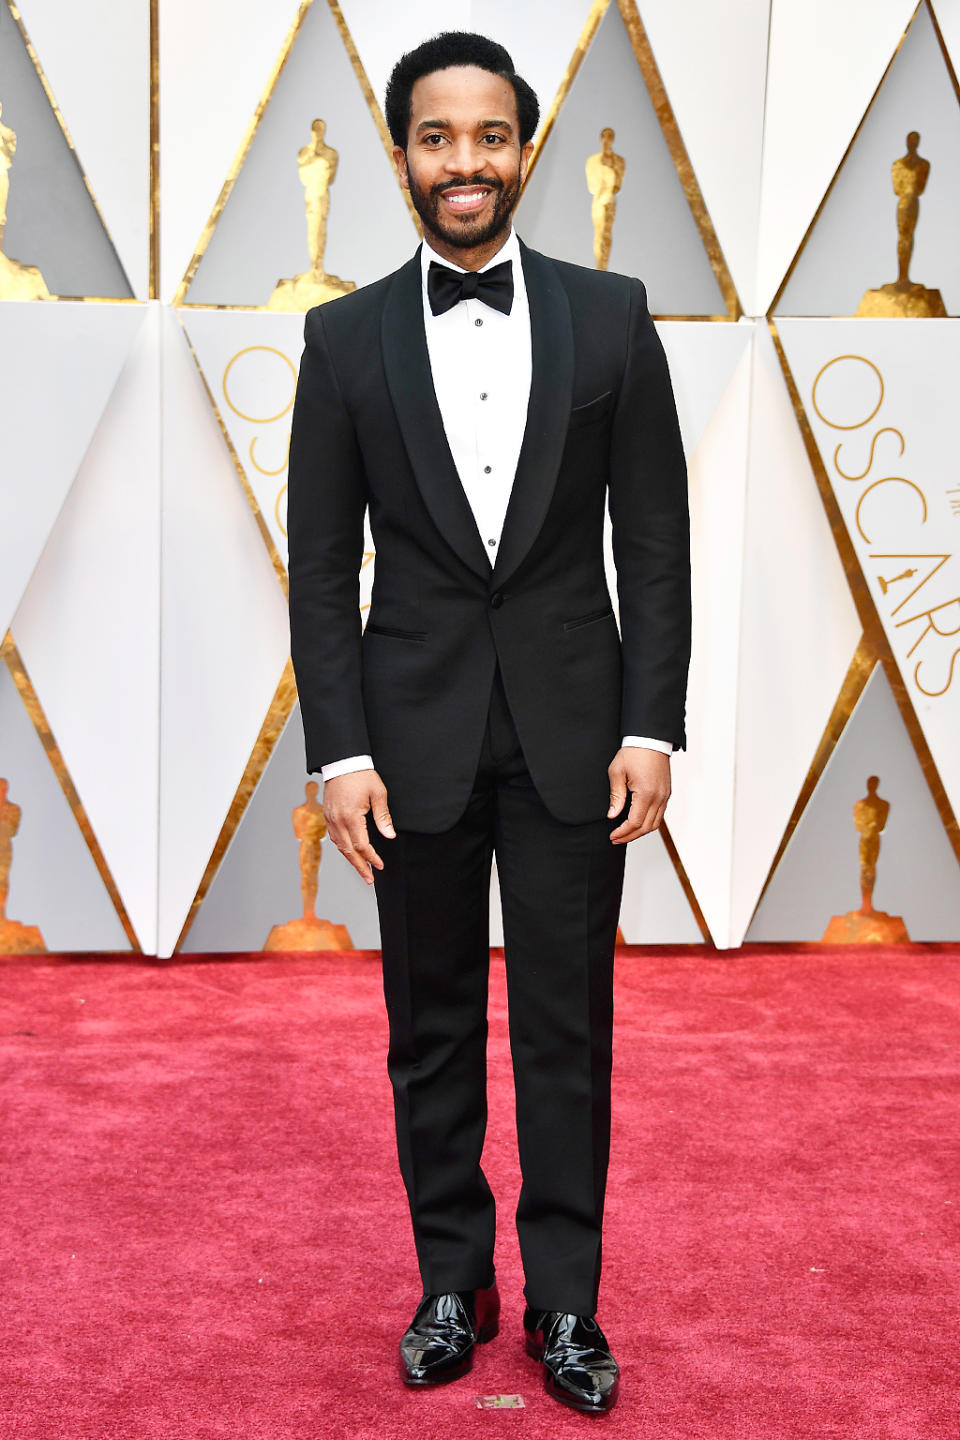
[
  {"x1": 421, "y1": 229, "x2": 531, "y2": 562},
  {"x1": 320, "y1": 229, "x2": 671, "y2": 782}
]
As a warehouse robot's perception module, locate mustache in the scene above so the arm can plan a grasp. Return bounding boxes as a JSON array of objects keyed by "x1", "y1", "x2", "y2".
[{"x1": 431, "y1": 175, "x2": 506, "y2": 199}]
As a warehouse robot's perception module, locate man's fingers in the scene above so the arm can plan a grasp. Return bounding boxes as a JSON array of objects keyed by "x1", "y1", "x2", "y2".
[
  {"x1": 344, "y1": 853, "x2": 375, "y2": 884},
  {"x1": 326, "y1": 811, "x2": 382, "y2": 884},
  {"x1": 607, "y1": 766, "x2": 628, "y2": 819},
  {"x1": 610, "y1": 789, "x2": 670, "y2": 842},
  {"x1": 336, "y1": 825, "x2": 382, "y2": 883},
  {"x1": 610, "y1": 788, "x2": 647, "y2": 843},
  {"x1": 354, "y1": 838, "x2": 384, "y2": 877},
  {"x1": 372, "y1": 797, "x2": 396, "y2": 839},
  {"x1": 607, "y1": 788, "x2": 627, "y2": 819}
]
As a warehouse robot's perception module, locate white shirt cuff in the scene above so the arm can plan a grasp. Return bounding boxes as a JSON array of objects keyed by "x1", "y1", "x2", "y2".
[
  {"x1": 320, "y1": 755, "x2": 375, "y2": 782},
  {"x1": 621, "y1": 736, "x2": 673, "y2": 756}
]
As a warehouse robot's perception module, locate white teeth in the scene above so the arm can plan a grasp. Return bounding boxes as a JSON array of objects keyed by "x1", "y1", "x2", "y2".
[{"x1": 445, "y1": 190, "x2": 487, "y2": 205}]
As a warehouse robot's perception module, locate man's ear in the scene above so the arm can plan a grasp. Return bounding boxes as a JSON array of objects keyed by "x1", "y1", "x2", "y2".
[
  {"x1": 393, "y1": 146, "x2": 410, "y2": 191},
  {"x1": 519, "y1": 140, "x2": 535, "y2": 187}
]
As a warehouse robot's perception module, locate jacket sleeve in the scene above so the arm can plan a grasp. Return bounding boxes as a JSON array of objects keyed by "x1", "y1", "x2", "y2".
[
  {"x1": 287, "y1": 304, "x2": 371, "y2": 772},
  {"x1": 608, "y1": 278, "x2": 691, "y2": 750}
]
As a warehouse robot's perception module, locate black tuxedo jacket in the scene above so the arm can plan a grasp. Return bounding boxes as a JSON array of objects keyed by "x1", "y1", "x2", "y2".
[{"x1": 287, "y1": 241, "x2": 690, "y2": 833}]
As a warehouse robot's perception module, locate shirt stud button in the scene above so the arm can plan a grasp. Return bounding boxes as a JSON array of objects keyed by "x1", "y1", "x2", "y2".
[
  {"x1": 488, "y1": 539, "x2": 496, "y2": 548},
  {"x1": 480, "y1": 392, "x2": 488, "y2": 400},
  {"x1": 483, "y1": 465, "x2": 492, "y2": 474},
  {"x1": 475, "y1": 318, "x2": 483, "y2": 327}
]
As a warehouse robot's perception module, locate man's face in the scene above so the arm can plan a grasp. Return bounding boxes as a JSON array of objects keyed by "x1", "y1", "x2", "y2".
[{"x1": 393, "y1": 65, "x2": 533, "y2": 256}]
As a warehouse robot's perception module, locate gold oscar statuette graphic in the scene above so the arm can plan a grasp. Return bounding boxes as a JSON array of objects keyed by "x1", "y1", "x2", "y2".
[
  {"x1": 856, "y1": 132, "x2": 946, "y2": 318},
  {"x1": 0, "y1": 101, "x2": 51, "y2": 301},
  {"x1": 263, "y1": 781, "x2": 355, "y2": 950},
  {"x1": 585, "y1": 128, "x2": 625, "y2": 272},
  {"x1": 822, "y1": 777, "x2": 909, "y2": 943},
  {"x1": 267, "y1": 119, "x2": 357, "y2": 312},
  {"x1": 0, "y1": 779, "x2": 46, "y2": 954}
]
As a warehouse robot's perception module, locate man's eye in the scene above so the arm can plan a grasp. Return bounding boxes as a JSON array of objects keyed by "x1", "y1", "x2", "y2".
[
  {"x1": 424, "y1": 134, "x2": 446, "y2": 146},
  {"x1": 481, "y1": 134, "x2": 505, "y2": 144}
]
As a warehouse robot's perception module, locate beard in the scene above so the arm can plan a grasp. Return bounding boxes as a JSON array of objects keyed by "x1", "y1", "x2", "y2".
[{"x1": 406, "y1": 166, "x2": 521, "y2": 251}]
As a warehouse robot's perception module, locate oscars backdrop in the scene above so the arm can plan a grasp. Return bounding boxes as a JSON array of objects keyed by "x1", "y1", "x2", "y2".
[{"x1": 1, "y1": 0, "x2": 958, "y2": 957}]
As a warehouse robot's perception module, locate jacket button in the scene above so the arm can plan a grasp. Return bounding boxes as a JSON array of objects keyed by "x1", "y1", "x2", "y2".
[{"x1": 490, "y1": 592, "x2": 503, "y2": 609}]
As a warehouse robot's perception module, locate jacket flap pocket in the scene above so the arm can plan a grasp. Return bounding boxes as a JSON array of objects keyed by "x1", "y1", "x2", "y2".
[{"x1": 567, "y1": 390, "x2": 614, "y2": 430}]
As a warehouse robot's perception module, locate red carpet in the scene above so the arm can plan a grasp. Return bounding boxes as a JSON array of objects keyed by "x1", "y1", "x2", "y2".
[{"x1": 1, "y1": 946, "x2": 958, "y2": 1439}]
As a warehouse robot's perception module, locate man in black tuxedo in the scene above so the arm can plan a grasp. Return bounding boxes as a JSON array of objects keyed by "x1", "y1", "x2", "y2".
[{"x1": 287, "y1": 31, "x2": 690, "y2": 1414}]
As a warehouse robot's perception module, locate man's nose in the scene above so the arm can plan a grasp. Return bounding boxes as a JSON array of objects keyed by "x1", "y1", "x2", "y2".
[{"x1": 443, "y1": 137, "x2": 483, "y2": 175}]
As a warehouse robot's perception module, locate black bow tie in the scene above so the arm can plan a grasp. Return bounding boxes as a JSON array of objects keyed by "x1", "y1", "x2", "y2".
[{"x1": 427, "y1": 258, "x2": 514, "y2": 317}]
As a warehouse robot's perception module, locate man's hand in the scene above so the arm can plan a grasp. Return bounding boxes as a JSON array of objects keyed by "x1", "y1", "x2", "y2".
[
  {"x1": 607, "y1": 748, "x2": 671, "y2": 844},
  {"x1": 321, "y1": 770, "x2": 395, "y2": 883}
]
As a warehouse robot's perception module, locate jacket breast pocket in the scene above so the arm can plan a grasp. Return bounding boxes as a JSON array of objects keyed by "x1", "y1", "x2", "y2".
[{"x1": 567, "y1": 390, "x2": 614, "y2": 431}]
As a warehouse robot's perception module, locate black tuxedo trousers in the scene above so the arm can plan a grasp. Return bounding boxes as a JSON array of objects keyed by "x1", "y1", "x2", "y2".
[{"x1": 371, "y1": 669, "x2": 626, "y2": 1314}]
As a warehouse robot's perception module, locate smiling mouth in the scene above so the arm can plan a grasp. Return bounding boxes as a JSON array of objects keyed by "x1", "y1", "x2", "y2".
[{"x1": 440, "y1": 187, "x2": 492, "y2": 214}]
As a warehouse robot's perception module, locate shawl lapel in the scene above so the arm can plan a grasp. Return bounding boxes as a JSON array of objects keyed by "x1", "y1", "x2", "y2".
[
  {"x1": 379, "y1": 242, "x2": 575, "y2": 588},
  {"x1": 491, "y1": 243, "x2": 574, "y2": 587},
  {"x1": 381, "y1": 249, "x2": 490, "y2": 580}
]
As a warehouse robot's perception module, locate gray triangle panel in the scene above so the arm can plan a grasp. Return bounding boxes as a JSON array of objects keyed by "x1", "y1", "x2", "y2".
[
  {"x1": 182, "y1": 701, "x2": 380, "y2": 953},
  {"x1": 0, "y1": 663, "x2": 130, "y2": 951},
  {"x1": 517, "y1": 1, "x2": 725, "y2": 314},
  {"x1": 185, "y1": 0, "x2": 413, "y2": 306},
  {"x1": 0, "y1": 5, "x2": 132, "y2": 299},
  {"x1": 748, "y1": 665, "x2": 960, "y2": 941},
  {"x1": 777, "y1": 7, "x2": 960, "y2": 317}
]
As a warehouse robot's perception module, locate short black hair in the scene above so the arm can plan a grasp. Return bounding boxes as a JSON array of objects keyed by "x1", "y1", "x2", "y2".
[{"x1": 385, "y1": 31, "x2": 540, "y2": 150}]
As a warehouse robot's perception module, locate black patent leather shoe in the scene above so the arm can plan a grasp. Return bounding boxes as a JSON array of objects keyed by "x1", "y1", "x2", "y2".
[
  {"x1": 399, "y1": 1283, "x2": 500, "y2": 1386},
  {"x1": 523, "y1": 1308, "x2": 620, "y2": 1412}
]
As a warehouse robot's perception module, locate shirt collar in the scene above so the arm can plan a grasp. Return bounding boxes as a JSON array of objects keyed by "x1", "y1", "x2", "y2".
[{"x1": 420, "y1": 228, "x2": 522, "y2": 286}]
